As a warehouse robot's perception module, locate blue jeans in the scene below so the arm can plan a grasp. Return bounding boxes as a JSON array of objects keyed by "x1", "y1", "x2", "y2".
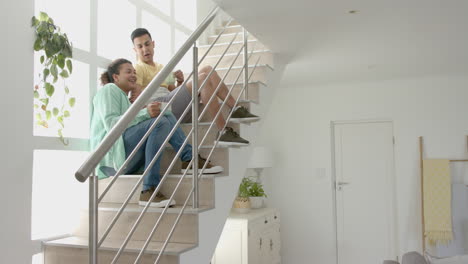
[{"x1": 123, "y1": 114, "x2": 192, "y2": 191}]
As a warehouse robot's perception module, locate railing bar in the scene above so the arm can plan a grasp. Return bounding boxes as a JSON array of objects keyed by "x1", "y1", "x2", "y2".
[
  {"x1": 75, "y1": 6, "x2": 219, "y2": 183},
  {"x1": 100, "y1": 99, "x2": 195, "y2": 247},
  {"x1": 134, "y1": 132, "x2": 194, "y2": 263},
  {"x1": 192, "y1": 44, "x2": 200, "y2": 210},
  {"x1": 89, "y1": 172, "x2": 98, "y2": 264},
  {"x1": 197, "y1": 18, "x2": 234, "y2": 65},
  {"x1": 248, "y1": 49, "x2": 264, "y2": 82},
  {"x1": 243, "y1": 28, "x2": 249, "y2": 100}
]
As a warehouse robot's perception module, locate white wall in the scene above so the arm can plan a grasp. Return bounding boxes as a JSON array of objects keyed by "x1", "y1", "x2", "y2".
[
  {"x1": 0, "y1": 0, "x2": 34, "y2": 263},
  {"x1": 258, "y1": 63, "x2": 468, "y2": 263}
]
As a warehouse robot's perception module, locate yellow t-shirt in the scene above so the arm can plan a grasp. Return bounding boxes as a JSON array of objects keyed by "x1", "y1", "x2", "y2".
[{"x1": 134, "y1": 61, "x2": 175, "y2": 89}]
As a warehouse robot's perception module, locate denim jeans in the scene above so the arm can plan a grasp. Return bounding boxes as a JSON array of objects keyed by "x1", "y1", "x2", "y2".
[{"x1": 123, "y1": 114, "x2": 192, "y2": 191}]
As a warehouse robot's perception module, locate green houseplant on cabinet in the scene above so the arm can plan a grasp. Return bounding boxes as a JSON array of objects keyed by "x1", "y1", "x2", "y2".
[
  {"x1": 248, "y1": 180, "x2": 267, "y2": 209},
  {"x1": 31, "y1": 12, "x2": 75, "y2": 144}
]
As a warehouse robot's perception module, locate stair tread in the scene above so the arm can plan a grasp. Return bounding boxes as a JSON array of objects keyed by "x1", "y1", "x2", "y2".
[
  {"x1": 204, "y1": 49, "x2": 272, "y2": 59},
  {"x1": 216, "y1": 63, "x2": 273, "y2": 71},
  {"x1": 199, "y1": 39, "x2": 261, "y2": 49},
  {"x1": 45, "y1": 236, "x2": 196, "y2": 255},
  {"x1": 99, "y1": 203, "x2": 212, "y2": 214}
]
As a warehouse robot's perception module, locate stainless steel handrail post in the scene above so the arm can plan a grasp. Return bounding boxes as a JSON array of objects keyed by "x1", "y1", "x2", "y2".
[
  {"x1": 243, "y1": 28, "x2": 249, "y2": 100},
  {"x1": 89, "y1": 172, "x2": 98, "y2": 264},
  {"x1": 192, "y1": 43, "x2": 199, "y2": 209}
]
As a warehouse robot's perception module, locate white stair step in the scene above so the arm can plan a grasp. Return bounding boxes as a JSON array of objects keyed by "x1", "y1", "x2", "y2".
[
  {"x1": 222, "y1": 20, "x2": 239, "y2": 27},
  {"x1": 99, "y1": 174, "x2": 216, "y2": 207},
  {"x1": 199, "y1": 40, "x2": 267, "y2": 58},
  {"x1": 208, "y1": 32, "x2": 257, "y2": 44},
  {"x1": 225, "y1": 81, "x2": 266, "y2": 103},
  {"x1": 216, "y1": 25, "x2": 243, "y2": 34},
  {"x1": 44, "y1": 236, "x2": 193, "y2": 264},
  {"x1": 75, "y1": 204, "x2": 208, "y2": 244},
  {"x1": 201, "y1": 50, "x2": 274, "y2": 69},
  {"x1": 216, "y1": 64, "x2": 273, "y2": 84}
]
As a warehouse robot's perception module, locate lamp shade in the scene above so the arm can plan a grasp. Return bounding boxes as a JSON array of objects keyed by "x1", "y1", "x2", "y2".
[{"x1": 248, "y1": 147, "x2": 273, "y2": 169}]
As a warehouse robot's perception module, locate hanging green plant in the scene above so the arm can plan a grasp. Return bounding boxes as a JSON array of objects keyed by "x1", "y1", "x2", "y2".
[{"x1": 31, "y1": 11, "x2": 75, "y2": 144}]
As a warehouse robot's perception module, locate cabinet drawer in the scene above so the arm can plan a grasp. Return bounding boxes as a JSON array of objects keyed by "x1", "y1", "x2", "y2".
[
  {"x1": 248, "y1": 210, "x2": 280, "y2": 232},
  {"x1": 268, "y1": 211, "x2": 280, "y2": 225}
]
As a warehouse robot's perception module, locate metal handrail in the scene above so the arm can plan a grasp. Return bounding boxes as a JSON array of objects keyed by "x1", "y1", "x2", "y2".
[{"x1": 74, "y1": 6, "x2": 219, "y2": 183}]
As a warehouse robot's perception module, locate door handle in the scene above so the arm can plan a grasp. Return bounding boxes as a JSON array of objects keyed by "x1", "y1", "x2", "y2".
[{"x1": 336, "y1": 181, "x2": 350, "y2": 190}]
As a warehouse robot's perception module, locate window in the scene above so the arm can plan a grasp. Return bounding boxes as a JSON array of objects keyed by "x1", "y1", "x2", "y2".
[{"x1": 32, "y1": 0, "x2": 198, "y2": 240}]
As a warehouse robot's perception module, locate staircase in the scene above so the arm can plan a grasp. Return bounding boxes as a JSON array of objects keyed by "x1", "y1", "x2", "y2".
[{"x1": 42, "y1": 18, "x2": 277, "y2": 264}]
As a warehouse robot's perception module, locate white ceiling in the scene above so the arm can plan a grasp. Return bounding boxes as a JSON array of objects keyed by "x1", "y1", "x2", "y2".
[{"x1": 214, "y1": 0, "x2": 468, "y2": 83}]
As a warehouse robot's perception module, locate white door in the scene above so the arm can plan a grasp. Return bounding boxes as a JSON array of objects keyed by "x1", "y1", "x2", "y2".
[{"x1": 333, "y1": 121, "x2": 397, "y2": 264}]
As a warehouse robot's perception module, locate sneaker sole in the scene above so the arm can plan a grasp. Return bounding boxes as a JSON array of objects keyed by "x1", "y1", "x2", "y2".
[
  {"x1": 217, "y1": 140, "x2": 249, "y2": 146},
  {"x1": 229, "y1": 117, "x2": 260, "y2": 123},
  {"x1": 138, "y1": 199, "x2": 176, "y2": 208},
  {"x1": 181, "y1": 165, "x2": 224, "y2": 174}
]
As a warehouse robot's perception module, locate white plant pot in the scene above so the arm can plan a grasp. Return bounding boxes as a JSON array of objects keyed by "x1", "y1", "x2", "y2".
[{"x1": 249, "y1": 197, "x2": 263, "y2": 209}]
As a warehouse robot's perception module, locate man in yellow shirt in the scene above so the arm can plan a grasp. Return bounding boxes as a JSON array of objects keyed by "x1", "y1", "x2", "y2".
[{"x1": 130, "y1": 28, "x2": 259, "y2": 146}]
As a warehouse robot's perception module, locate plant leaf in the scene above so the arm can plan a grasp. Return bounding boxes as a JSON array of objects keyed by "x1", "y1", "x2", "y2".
[
  {"x1": 69, "y1": 97, "x2": 76, "y2": 107},
  {"x1": 50, "y1": 63, "x2": 58, "y2": 79},
  {"x1": 34, "y1": 104, "x2": 39, "y2": 109},
  {"x1": 31, "y1": 16, "x2": 39, "y2": 27},
  {"x1": 40, "y1": 55, "x2": 45, "y2": 64},
  {"x1": 39, "y1": 98, "x2": 49, "y2": 105},
  {"x1": 34, "y1": 38, "x2": 42, "y2": 51},
  {"x1": 43, "y1": 68, "x2": 50, "y2": 80},
  {"x1": 65, "y1": 86, "x2": 69, "y2": 94},
  {"x1": 45, "y1": 83, "x2": 54, "y2": 97},
  {"x1": 46, "y1": 110, "x2": 51, "y2": 120},
  {"x1": 64, "y1": 110, "x2": 70, "y2": 117},
  {"x1": 41, "y1": 104, "x2": 46, "y2": 111},
  {"x1": 53, "y1": 107, "x2": 59, "y2": 116},
  {"x1": 34, "y1": 90, "x2": 39, "y2": 99},
  {"x1": 66, "y1": 59, "x2": 73, "y2": 74},
  {"x1": 57, "y1": 54, "x2": 65, "y2": 69},
  {"x1": 35, "y1": 113, "x2": 42, "y2": 121},
  {"x1": 59, "y1": 70, "x2": 69, "y2": 78},
  {"x1": 39, "y1": 12, "x2": 49, "y2": 22}
]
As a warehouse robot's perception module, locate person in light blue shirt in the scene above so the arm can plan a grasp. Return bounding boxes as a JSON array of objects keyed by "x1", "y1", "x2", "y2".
[{"x1": 90, "y1": 58, "x2": 222, "y2": 208}]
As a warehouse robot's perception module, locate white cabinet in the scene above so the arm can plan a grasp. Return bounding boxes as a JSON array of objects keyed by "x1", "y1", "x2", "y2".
[{"x1": 212, "y1": 208, "x2": 281, "y2": 264}]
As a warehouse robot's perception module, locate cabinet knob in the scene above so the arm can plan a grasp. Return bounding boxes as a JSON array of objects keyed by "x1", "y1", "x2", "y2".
[
  {"x1": 270, "y1": 239, "x2": 273, "y2": 250},
  {"x1": 274, "y1": 215, "x2": 277, "y2": 219},
  {"x1": 264, "y1": 220, "x2": 268, "y2": 224}
]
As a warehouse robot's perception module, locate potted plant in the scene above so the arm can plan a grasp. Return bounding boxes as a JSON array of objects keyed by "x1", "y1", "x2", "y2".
[
  {"x1": 248, "y1": 180, "x2": 267, "y2": 209},
  {"x1": 232, "y1": 177, "x2": 252, "y2": 213}
]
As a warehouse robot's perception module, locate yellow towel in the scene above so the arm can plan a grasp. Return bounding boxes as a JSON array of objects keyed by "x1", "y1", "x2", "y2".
[{"x1": 423, "y1": 159, "x2": 453, "y2": 245}]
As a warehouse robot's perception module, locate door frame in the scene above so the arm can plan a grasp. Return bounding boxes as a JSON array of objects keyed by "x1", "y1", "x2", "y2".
[{"x1": 330, "y1": 119, "x2": 399, "y2": 263}]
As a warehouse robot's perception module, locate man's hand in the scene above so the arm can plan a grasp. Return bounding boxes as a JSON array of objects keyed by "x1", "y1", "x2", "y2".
[
  {"x1": 129, "y1": 85, "x2": 143, "y2": 103},
  {"x1": 174, "y1": 70, "x2": 184, "y2": 86},
  {"x1": 147, "y1": 102, "x2": 161, "y2": 118}
]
